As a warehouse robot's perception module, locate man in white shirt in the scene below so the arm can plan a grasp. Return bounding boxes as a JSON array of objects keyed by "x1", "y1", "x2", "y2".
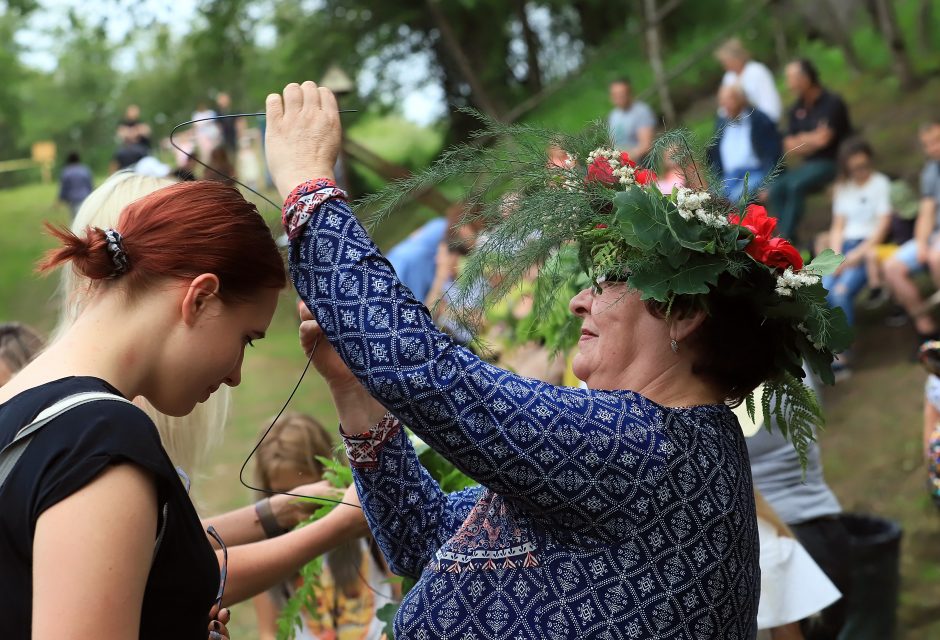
[
  {"x1": 715, "y1": 38, "x2": 782, "y2": 123},
  {"x1": 607, "y1": 78, "x2": 656, "y2": 160}
]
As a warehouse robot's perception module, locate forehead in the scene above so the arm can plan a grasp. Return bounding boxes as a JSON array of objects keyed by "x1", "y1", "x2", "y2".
[
  {"x1": 268, "y1": 467, "x2": 320, "y2": 491},
  {"x1": 230, "y1": 287, "x2": 280, "y2": 323},
  {"x1": 922, "y1": 126, "x2": 940, "y2": 139}
]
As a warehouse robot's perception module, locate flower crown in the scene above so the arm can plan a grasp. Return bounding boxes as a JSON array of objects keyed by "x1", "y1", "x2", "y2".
[{"x1": 573, "y1": 147, "x2": 852, "y2": 462}]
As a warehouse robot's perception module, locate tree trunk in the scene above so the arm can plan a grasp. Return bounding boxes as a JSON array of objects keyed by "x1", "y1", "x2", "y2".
[
  {"x1": 816, "y1": 0, "x2": 864, "y2": 74},
  {"x1": 514, "y1": 0, "x2": 543, "y2": 93},
  {"x1": 769, "y1": 0, "x2": 789, "y2": 69},
  {"x1": 869, "y1": 0, "x2": 917, "y2": 88},
  {"x1": 917, "y1": 0, "x2": 934, "y2": 54},
  {"x1": 641, "y1": 0, "x2": 676, "y2": 126},
  {"x1": 425, "y1": 0, "x2": 503, "y2": 120}
]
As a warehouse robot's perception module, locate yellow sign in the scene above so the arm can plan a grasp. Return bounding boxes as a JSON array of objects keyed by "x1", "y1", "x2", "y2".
[{"x1": 31, "y1": 141, "x2": 56, "y2": 164}]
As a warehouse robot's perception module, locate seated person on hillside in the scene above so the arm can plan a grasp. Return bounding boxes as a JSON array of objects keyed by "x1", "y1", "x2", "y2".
[
  {"x1": 918, "y1": 341, "x2": 940, "y2": 511},
  {"x1": 822, "y1": 139, "x2": 891, "y2": 377},
  {"x1": 715, "y1": 37, "x2": 783, "y2": 124},
  {"x1": 607, "y1": 77, "x2": 656, "y2": 161},
  {"x1": 769, "y1": 59, "x2": 852, "y2": 240},
  {"x1": 386, "y1": 216, "x2": 449, "y2": 303},
  {"x1": 706, "y1": 84, "x2": 782, "y2": 203},
  {"x1": 883, "y1": 119, "x2": 940, "y2": 348},
  {"x1": 862, "y1": 179, "x2": 918, "y2": 310}
]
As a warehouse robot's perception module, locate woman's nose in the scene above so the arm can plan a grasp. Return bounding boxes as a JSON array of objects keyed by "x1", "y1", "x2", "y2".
[{"x1": 569, "y1": 287, "x2": 593, "y2": 318}]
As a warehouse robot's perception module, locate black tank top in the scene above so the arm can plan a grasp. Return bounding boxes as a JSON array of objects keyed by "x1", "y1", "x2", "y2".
[{"x1": 0, "y1": 377, "x2": 219, "y2": 639}]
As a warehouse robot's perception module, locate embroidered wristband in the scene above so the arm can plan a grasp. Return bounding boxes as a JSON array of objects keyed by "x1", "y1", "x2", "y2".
[
  {"x1": 282, "y1": 178, "x2": 348, "y2": 241},
  {"x1": 340, "y1": 412, "x2": 401, "y2": 470}
]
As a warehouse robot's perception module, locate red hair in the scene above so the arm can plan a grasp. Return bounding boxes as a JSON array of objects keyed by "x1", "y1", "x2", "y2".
[{"x1": 39, "y1": 180, "x2": 286, "y2": 301}]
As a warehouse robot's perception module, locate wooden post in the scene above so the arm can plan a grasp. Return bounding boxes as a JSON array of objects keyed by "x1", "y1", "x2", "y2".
[
  {"x1": 642, "y1": 0, "x2": 677, "y2": 126},
  {"x1": 343, "y1": 138, "x2": 453, "y2": 215}
]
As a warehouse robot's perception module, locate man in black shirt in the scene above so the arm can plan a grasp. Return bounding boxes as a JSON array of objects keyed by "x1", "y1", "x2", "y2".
[{"x1": 769, "y1": 59, "x2": 852, "y2": 239}]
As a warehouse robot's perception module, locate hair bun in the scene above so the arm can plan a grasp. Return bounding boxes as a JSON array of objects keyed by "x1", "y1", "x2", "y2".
[{"x1": 38, "y1": 224, "x2": 129, "y2": 281}]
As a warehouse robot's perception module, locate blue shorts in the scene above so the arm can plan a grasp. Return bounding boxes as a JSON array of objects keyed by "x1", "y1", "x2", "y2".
[{"x1": 891, "y1": 234, "x2": 940, "y2": 273}]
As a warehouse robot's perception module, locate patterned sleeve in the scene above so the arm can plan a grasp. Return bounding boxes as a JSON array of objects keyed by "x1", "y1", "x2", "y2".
[
  {"x1": 286, "y1": 185, "x2": 660, "y2": 523},
  {"x1": 342, "y1": 417, "x2": 482, "y2": 577}
]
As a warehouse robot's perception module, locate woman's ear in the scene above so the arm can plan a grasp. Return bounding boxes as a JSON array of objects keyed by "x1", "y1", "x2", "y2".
[
  {"x1": 670, "y1": 306, "x2": 708, "y2": 343},
  {"x1": 180, "y1": 274, "x2": 222, "y2": 327}
]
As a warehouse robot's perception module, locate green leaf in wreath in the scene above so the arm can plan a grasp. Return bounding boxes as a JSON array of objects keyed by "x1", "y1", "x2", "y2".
[
  {"x1": 629, "y1": 253, "x2": 727, "y2": 301},
  {"x1": 805, "y1": 249, "x2": 844, "y2": 276},
  {"x1": 663, "y1": 201, "x2": 714, "y2": 253}
]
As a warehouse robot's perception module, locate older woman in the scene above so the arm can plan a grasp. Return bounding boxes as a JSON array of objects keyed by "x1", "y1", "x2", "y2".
[{"x1": 265, "y1": 82, "x2": 848, "y2": 639}]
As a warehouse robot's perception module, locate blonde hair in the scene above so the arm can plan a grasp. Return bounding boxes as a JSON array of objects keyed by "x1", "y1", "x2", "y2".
[
  {"x1": 253, "y1": 411, "x2": 335, "y2": 491},
  {"x1": 254, "y1": 412, "x2": 368, "y2": 596},
  {"x1": 754, "y1": 488, "x2": 794, "y2": 538},
  {"x1": 52, "y1": 171, "x2": 229, "y2": 476},
  {"x1": 715, "y1": 37, "x2": 750, "y2": 63}
]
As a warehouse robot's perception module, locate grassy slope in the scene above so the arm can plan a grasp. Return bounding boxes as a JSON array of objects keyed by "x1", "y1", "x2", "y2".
[{"x1": 3, "y1": 4, "x2": 940, "y2": 637}]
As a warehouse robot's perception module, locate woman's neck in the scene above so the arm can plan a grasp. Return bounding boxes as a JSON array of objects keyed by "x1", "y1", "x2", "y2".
[
  {"x1": 0, "y1": 292, "x2": 165, "y2": 404},
  {"x1": 589, "y1": 354, "x2": 725, "y2": 408}
]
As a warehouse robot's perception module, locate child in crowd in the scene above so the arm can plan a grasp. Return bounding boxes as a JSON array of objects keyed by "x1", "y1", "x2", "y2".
[
  {"x1": 253, "y1": 411, "x2": 396, "y2": 640},
  {"x1": 918, "y1": 341, "x2": 940, "y2": 509}
]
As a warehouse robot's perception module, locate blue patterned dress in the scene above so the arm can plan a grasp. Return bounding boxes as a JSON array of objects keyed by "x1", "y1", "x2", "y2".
[{"x1": 285, "y1": 185, "x2": 759, "y2": 639}]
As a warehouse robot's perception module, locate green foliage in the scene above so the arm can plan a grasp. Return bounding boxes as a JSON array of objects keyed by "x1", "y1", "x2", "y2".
[
  {"x1": 747, "y1": 372, "x2": 824, "y2": 472},
  {"x1": 274, "y1": 453, "x2": 353, "y2": 640}
]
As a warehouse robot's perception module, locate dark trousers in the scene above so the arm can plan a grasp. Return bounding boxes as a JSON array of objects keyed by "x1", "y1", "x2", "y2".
[
  {"x1": 768, "y1": 158, "x2": 837, "y2": 240},
  {"x1": 790, "y1": 516, "x2": 853, "y2": 640}
]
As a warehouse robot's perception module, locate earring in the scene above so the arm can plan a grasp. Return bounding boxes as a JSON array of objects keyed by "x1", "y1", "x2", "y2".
[{"x1": 670, "y1": 339, "x2": 679, "y2": 353}]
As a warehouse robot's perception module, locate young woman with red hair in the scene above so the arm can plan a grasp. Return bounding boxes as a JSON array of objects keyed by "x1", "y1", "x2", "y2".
[{"x1": 0, "y1": 180, "x2": 285, "y2": 640}]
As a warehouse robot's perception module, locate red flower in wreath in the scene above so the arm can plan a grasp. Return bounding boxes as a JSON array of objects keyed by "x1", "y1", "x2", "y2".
[
  {"x1": 730, "y1": 204, "x2": 803, "y2": 270},
  {"x1": 635, "y1": 168, "x2": 658, "y2": 186},
  {"x1": 619, "y1": 151, "x2": 637, "y2": 168},
  {"x1": 587, "y1": 156, "x2": 616, "y2": 186}
]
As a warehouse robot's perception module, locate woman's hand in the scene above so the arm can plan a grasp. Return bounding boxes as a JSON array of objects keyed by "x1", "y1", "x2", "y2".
[
  {"x1": 272, "y1": 480, "x2": 346, "y2": 530},
  {"x1": 208, "y1": 605, "x2": 231, "y2": 640},
  {"x1": 265, "y1": 81, "x2": 342, "y2": 199},
  {"x1": 299, "y1": 301, "x2": 388, "y2": 435},
  {"x1": 298, "y1": 301, "x2": 361, "y2": 393}
]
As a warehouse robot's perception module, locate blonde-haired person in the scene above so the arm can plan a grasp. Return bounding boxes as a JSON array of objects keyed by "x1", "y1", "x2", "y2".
[
  {"x1": 253, "y1": 411, "x2": 396, "y2": 640},
  {"x1": 755, "y1": 489, "x2": 841, "y2": 640},
  {"x1": 715, "y1": 37, "x2": 782, "y2": 123},
  {"x1": 48, "y1": 170, "x2": 370, "y2": 603}
]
